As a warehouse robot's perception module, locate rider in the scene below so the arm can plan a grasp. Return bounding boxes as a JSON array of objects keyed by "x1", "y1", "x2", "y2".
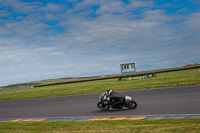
[{"x1": 105, "y1": 89, "x2": 124, "y2": 108}]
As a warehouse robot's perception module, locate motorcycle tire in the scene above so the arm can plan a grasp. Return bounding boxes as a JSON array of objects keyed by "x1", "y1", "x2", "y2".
[
  {"x1": 97, "y1": 102, "x2": 109, "y2": 110},
  {"x1": 126, "y1": 100, "x2": 137, "y2": 109}
]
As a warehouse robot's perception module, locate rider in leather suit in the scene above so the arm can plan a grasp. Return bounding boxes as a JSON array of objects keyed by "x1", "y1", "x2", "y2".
[{"x1": 106, "y1": 89, "x2": 124, "y2": 108}]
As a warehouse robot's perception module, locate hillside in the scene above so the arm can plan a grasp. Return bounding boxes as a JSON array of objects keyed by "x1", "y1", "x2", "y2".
[{"x1": 1, "y1": 63, "x2": 200, "y2": 90}]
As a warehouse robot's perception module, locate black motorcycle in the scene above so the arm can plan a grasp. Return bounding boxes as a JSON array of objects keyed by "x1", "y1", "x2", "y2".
[{"x1": 97, "y1": 92, "x2": 137, "y2": 110}]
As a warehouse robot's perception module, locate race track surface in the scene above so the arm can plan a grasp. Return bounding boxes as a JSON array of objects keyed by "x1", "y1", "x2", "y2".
[{"x1": 0, "y1": 85, "x2": 200, "y2": 119}]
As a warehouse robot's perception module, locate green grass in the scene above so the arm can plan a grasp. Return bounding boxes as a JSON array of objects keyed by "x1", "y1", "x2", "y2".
[
  {"x1": 0, "y1": 68, "x2": 200, "y2": 101},
  {"x1": 0, "y1": 119, "x2": 200, "y2": 133},
  {"x1": 2, "y1": 64, "x2": 200, "y2": 90}
]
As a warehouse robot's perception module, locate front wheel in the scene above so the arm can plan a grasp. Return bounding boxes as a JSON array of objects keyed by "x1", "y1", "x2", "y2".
[
  {"x1": 126, "y1": 101, "x2": 137, "y2": 109},
  {"x1": 98, "y1": 102, "x2": 109, "y2": 110}
]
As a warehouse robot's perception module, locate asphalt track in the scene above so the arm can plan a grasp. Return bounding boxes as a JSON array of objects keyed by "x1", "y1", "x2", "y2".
[{"x1": 0, "y1": 85, "x2": 200, "y2": 119}]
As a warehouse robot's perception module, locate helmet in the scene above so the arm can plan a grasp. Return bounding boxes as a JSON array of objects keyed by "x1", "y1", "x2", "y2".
[{"x1": 106, "y1": 89, "x2": 112, "y2": 96}]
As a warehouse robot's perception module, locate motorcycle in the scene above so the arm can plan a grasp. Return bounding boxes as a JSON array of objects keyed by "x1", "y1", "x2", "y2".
[{"x1": 97, "y1": 92, "x2": 137, "y2": 110}]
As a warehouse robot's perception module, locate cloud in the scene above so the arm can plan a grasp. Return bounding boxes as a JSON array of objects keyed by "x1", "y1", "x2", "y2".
[
  {"x1": 0, "y1": 0, "x2": 41, "y2": 13},
  {"x1": 69, "y1": 0, "x2": 154, "y2": 14},
  {"x1": 143, "y1": 9, "x2": 171, "y2": 22},
  {"x1": 41, "y1": 3, "x2": 64, "y2": 13},
  {"x1": 96, "y1": 1, "x2": 127, "y2": 14},
  {"x1": 0, "y1": 10, "x2": 11, "y2": 17},
  {"x1": 127, "y1": 0, "x2": 154, "y2": 10},
  {"x1": 184, "y1": 12, "x2": 200, "y2": 31},
  {"x1": 0, "y1": 0, "x2": 200, "y2": 86},
  {"x1": 2, "y1": 20, "x2": 49, "y2": 37},
  {"x1": 9, "y1": 74, "x2": 27, "y2": 79}
]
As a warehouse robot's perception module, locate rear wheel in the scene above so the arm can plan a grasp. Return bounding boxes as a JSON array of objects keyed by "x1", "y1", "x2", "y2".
[
  {"x1": 126, "y1": 101, "x2": 137, "y2": 109},
  {"x1": 97, "y1": 102, "x2": 109, "y2": 110}
]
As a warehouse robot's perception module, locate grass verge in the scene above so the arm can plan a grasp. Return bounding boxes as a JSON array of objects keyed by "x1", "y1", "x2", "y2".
[
  {"x1": 0, "y1": 68, "x2": 200, "y2": 101},
  {"x1": 0, "y1": 118, "x2": 200, "y2": 133}
]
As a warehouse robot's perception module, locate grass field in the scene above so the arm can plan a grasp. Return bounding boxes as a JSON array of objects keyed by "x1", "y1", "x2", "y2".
[
  {"x1": 2, "y1": 64, "x2": 200, "y2": 90},
  {"x1": 0, "y1": 68, "x2": 200, "y2": 101},
  {"x1": 0, "y1": 119, "x2": 200, "y2": 133}
]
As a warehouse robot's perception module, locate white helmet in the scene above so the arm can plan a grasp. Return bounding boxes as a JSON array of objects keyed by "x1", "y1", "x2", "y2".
[{"x1": 106, "y1": 89, "x2": 112, "y2": 95}]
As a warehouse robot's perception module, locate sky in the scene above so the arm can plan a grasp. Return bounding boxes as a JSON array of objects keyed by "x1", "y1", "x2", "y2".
[{"x1": 0, "y1": 0, "x2": 200, "y2": 86}]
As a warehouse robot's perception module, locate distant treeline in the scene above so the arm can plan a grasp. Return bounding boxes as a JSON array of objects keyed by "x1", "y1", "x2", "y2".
[
  {"x1": 1, "y1": 83, "x2": 40, "y2": 90},
  {"x1": 137, "y1": 63, "x2": 200, "y2": 74}
]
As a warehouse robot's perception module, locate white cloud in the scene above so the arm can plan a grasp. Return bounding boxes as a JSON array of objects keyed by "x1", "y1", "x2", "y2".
[
  {"x1": 0, "y1": 0, "x2": 41, "y2": 13},
  {"x1": 69, "y1": 0, "x2": 154, "y2": 14},
  {"x1": 50, "y1": 52, "x2": 63, "y2": 55},
  {"x1": 5, "y1": 21, "x2": 49, "y2": 37},
  {"x1": 0, "y1": 10, "x2": 11, "y2": 17},
  {"x1": 0, "y1": 0, "x2": 200, "y2": 86},
  {"x1": 143, "y1": 9, "x2": 171, "y2": 22},
  {"x1": 127, "y1": 0, "x2": 154, "y2": 10},
  {"x1": 184, "y1": 12, "x2": 200, "y2": 31},
  {"x1": 9, "y1": 74, "x2": 27, "y2": 79},
  {"x1": 96, "y1": 1, "x2": 127, "y2": 14},
  {"x1": 41, "y1": 3, "x2": 64, "y2": 12}
]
